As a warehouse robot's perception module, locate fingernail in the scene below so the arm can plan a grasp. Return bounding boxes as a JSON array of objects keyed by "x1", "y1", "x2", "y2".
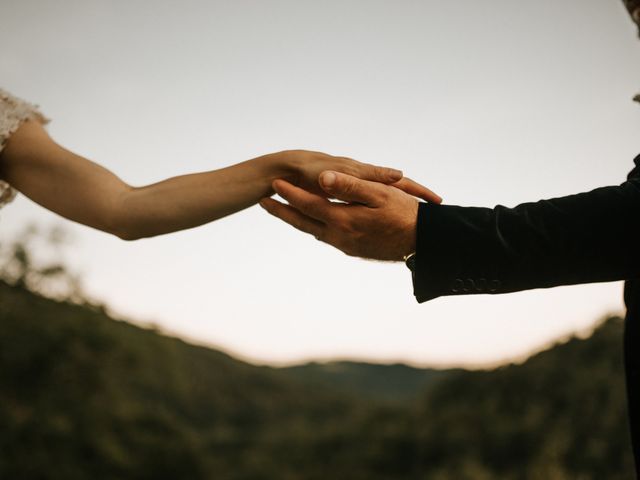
[
  {"x1": 321, "y1": 171, "x2": 337, "y2": 188},
  {"x1": 391, "y1": 169, "x2": 403, "y2": 178}
]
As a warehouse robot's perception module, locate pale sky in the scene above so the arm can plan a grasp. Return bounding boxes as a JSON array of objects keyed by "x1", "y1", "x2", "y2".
[{"x1": 1, "y1": 0, "x2": 639, "y2": 367}]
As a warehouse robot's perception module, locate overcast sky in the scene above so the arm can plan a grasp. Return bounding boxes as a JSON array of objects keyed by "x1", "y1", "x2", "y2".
[{"x1": 1, "y1": 0, "x2": 639, "y2": 367}]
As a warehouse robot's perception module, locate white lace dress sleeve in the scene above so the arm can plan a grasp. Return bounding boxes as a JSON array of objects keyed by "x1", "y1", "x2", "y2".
[{"x1": 0, "y1": 88, "x2": 49, "y2": 209}]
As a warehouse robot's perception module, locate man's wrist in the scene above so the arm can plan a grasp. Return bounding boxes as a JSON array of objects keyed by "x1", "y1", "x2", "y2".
[{"x1": 399, "y1": 203, "x2": 418, "y2": 260}]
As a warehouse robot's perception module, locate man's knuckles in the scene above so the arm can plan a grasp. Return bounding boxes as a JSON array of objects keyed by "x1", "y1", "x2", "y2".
[
  {"x1": 376, "y1": 185, "x2": 391, "y2": 201},
  {"x1": 329, "y1": 212, "x2": 359, "y2": 235}
]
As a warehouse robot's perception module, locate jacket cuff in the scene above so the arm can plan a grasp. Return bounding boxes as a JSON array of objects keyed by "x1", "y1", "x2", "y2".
[{"x1": 412, "y1": 202, "x2": 461, "y2": 303}]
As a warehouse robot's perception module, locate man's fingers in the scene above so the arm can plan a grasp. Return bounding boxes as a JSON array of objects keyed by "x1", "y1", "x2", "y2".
[
  {"x1": 353, "y1": 161, "x2": 403, "y2": 184},
  {"x1": 272, "y1": 179, "x2": 338, "y2": 223},
  {"x1": 319, "y1": 171, "x2": 387, "y2": 207},
  {"x1": 259, "y1": 197, "x2": 325, "y2": 238},
  {"x1": 392, "y1": 177, "x2": 443, "y2": 204}
]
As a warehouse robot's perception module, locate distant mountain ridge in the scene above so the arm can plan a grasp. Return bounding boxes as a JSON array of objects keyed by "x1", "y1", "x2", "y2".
[
  {"x1": 280, "y1": 360, "x2": 459, "y2": 403},
  {"x1": 0, "y1": 281, "x2": 634, "y2": 479}
]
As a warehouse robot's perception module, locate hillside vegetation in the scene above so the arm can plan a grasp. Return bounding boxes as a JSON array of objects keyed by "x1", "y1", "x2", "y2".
[{"x1": 0, "y1": 281, "x2": 634, "y2": 479}]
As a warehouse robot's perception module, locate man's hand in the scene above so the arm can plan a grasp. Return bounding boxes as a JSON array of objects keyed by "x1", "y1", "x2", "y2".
[{"x1": 260, "y1": 170, "x2": 435, "y2": 261}]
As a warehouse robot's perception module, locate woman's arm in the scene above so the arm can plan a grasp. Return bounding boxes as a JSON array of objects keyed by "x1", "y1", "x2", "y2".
[{"x1": 0, "y1": 120, "x2": 439, "y2": 240}]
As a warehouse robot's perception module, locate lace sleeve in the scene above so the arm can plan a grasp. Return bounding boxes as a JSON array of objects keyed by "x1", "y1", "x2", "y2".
[{"x1": 0, "y1": 88, "x2": 50, "y2": 208}]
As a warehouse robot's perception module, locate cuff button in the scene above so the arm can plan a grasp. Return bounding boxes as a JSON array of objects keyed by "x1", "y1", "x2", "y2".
[{"x1": 464, "y1": 279, "x2": 475, "y2": 293}]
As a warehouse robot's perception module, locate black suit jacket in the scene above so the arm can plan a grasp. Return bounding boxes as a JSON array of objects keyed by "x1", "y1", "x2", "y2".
[{"x1": 413, "y1": 155, "x2": 640, "y2": 475}]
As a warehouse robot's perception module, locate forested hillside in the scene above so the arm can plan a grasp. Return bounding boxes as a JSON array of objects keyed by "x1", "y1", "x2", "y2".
[{"x1": 0, "y1": 281, "x2": 634, "y2": 479}]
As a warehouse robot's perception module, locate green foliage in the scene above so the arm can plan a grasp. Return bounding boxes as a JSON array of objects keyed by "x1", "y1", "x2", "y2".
[
  {"x1": 0, "y1": 225, "x2": 82, "y2": 302},
  {"x1": 0, "y1": 281, "x2": 634, "y2": 479}
]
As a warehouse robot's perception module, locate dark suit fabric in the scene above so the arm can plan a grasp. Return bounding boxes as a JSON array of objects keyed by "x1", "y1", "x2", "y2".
[
  {"x1": 626, "y1": 278, "x2": 640, "y2": 476},
  {"x1": 413, "y1": 155, "x2": 640, "y2": 475}
]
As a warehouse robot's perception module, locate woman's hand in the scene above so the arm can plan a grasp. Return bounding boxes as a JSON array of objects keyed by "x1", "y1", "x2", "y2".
[
  {"x1": 273, "y1": 150, "x2": 442, "y2": 204},
  {"x1": 0, "y1": 121, "x2": 439, "y2": 241}
]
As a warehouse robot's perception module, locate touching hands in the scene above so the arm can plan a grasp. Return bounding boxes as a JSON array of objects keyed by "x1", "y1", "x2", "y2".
[
  {"x1": 276, "y1": 150, "x2": 441, "y2": 203},
  {"x1": 260, "y1": 170, "x2": 440, "y2": 261}
]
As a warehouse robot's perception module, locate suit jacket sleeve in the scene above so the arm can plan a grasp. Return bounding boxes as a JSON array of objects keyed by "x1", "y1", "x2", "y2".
[{"x1": 413, "y1": 156, "x2": 640, "y2": 303}]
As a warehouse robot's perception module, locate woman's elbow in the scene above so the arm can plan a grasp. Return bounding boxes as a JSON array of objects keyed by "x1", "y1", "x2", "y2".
[
  {"x1": 105, "y1": 187, "x2": 149, "y2": 241},
  {"x1": 103, "y1": 219, "x2": 143, "y2": 241},
  {"x1": 103, "y1": 203, "x2": 145, "y2": 241},
  {"x1": 113, "y1": 228, "x2": 144, "y2": 241}
]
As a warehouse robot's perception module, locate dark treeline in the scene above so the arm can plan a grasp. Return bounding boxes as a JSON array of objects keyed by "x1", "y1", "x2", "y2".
[{"x1": 0, "y1": 279, "x2": 634, "y2": 479}]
